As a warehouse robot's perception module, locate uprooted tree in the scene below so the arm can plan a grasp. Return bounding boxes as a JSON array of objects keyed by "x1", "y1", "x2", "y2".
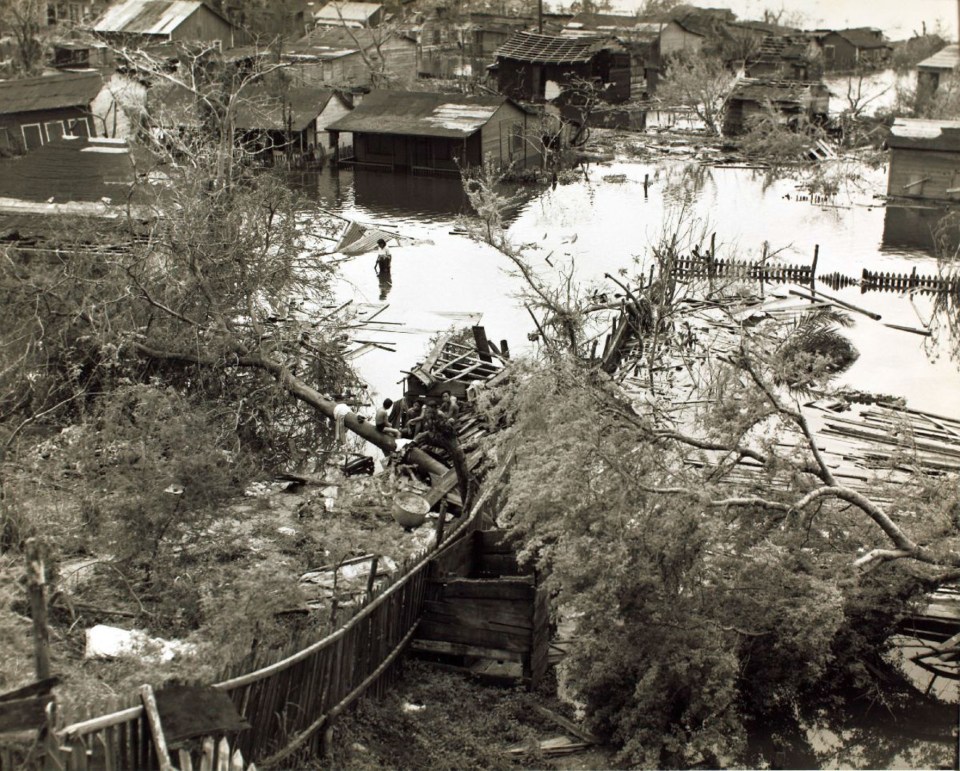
[{"x1": 462, "y1": 177, "x2": 960, "y2": 767}]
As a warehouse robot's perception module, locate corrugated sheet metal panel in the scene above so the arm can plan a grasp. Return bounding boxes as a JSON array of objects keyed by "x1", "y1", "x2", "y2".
[
  {"x1": 93, "y1": 0, "x2": 203, "y2": 35},
  {"x1": 494, "y1": 31, "x2": 617, "y2": 63}
]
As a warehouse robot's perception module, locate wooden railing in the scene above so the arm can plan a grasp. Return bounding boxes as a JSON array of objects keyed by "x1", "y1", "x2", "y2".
[{"x1": 40, "y1": 483, "x2": 499, "y2": 771}]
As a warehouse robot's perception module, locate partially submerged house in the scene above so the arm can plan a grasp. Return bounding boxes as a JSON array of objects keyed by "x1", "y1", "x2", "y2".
[
  {"x1": 283, "y1": 26, "x2": 417, "y2": 87},
  {"x1": 886, "y1": 118, "x2": 960, "y2": 202},
  {"x1": 812, "y1": 28, "x2": 891, "y2": 72},
  {"x1": 491, "y1": 31, "x2": 632, "y2": 104},
  {"x1": 93, "y1": 0, "x2": 238, "y2": 49},
  {"x1": 0, "y1": 71, "x2": 102, "y2": 154},
  {"x1": 233, "y1": 85, "x2": 353, "y2": 164},
  {"x1": 313, "y1": 1, "x2": 384, "y2": 28},
  {"x1": 325, "y1": 89, "x2": 541, "y2": 173},
  {"x1": 917, "y1": 44, "x2": 960, "y2": 94},
  {"x1": 722, "y1": 78, "x2": 830, "y2": 136}
]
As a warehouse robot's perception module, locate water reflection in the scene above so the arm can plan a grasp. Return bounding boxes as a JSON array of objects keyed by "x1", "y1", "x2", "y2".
[{"x1": 883, "y1": 204, "x2": 959, "y2": 253}]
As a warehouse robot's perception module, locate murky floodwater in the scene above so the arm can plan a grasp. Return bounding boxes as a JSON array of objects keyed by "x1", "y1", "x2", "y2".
[
  {"x1": 291, "y1": 157, "x2": 960, "y2": 767},
  {"x1": 293, "y1": 159, "x2": 960, "y2": 420}
]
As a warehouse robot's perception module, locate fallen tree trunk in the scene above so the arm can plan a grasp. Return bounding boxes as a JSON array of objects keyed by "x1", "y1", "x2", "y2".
[{"x1": 133, "y1": 343, "x2": 450, "y2": 478}]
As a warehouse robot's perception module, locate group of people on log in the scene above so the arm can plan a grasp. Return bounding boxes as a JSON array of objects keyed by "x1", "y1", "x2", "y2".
[{"x1": 375, "y1": 391, "x2": 460, "y2": 446}]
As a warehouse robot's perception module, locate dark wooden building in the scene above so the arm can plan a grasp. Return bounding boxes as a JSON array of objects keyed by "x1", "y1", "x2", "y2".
[
  {"x1": 723, "y1": 78, "x2": 830, "y2": 136},
  {"x1": 813, "y1": 28, "x2": 891, "y2": 72},
  {"x1": 0, "y1": 71, "x2": 102, "y2": 155},
  {"x1": 886, "y1": 118, "x2": 960, "y2": 202},
  {"x1": 491, "y1": 31, "x2": 631, "y2": 104},
  {"x1": 325, "y1": 89, "x2": 541, "y2": 173}
]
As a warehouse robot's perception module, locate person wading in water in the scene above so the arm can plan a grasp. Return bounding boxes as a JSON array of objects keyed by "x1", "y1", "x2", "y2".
[{"x1": 375, "y1": 238, "x2": 392, "y2": 300}]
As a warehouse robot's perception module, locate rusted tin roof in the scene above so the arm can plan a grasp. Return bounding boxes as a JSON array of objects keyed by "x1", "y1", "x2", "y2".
[
  {"x1": 888, "y1": 118, "x2": 960, "y2": 152},
  {"x1": 93, "y1": 0, "x2": 231, "y2": 35},
  {"x1": 325, "y1": 90, "x2": 510, "y2": 138},
  {"x1": 917, "y1": 44, "x2": 960, "y2": 72},
  {"x1": 729, "y1": 77, "x2": 828, "y2": 104},
  {"x1": 828, "y1": 27, "x2": 890, "y2": 50},
  {"x1": 494, "y1": 30, "x2": 619, "y2": 63},
  {"x1": 0, "y1": 71, "x2": 102, "y2": 116}
]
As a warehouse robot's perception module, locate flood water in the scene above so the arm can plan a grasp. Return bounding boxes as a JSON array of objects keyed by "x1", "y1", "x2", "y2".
[
  {"x1": 294, "y1": 159, "x2": 960, "y2": 420},
  {"x1": 291, "y1": 155, "x2": 960, "y2": 768}
]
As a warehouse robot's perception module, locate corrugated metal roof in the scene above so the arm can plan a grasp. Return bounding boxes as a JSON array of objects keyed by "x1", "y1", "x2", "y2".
[
  {"x1": 0, "y1": 71, "x2": 102, "y2": 116},
  {"x1": 0, "y1": 136, "x2": 140, "y2": 203},
  {"x1": 494, "y1": 31, "x2": 618, "y2": 63},
  {"x1": 325, "y1": 90, "x2": 508, "y2": 137},
  {"x1": 888, "y1": 117, "x2": 960, "y2": 151},
  {"x1": 917, "y1": 44, "x2": 960, "y2": 72},
  {"x1": 93, "y1": 0, "x2": 223, "y2": 35},
  {"x1": 313, "y1": 1, "x2": 382, "y2": 24}
]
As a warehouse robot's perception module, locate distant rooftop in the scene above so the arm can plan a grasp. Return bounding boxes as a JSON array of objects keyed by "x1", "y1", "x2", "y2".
[
  {"x1": 494, "y1": 30, "x2": 620, "y2": 63},
  {"x1": 94, "y1": 0, "x2": 231, "y2": 35},
  {"x1": 313, "y1": 1, "x2": 382, "y2": 25},
  {"x1": 0, "y1": 71, "x2": 102, "y2": 115}
]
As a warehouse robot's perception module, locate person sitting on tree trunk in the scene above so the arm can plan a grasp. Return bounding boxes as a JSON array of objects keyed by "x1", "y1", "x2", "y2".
[{"x1": 375, "y1": 398, "x2": 401, "y2": 438}]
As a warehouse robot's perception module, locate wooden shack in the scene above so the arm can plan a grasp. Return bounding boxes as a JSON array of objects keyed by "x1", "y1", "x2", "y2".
[
  {"x1": 917, "y1": 44, "x2": 960, "y2": 94},
  {"x1": 491, "y1": 31, "x2": 632, "y2": 104},
  {"x1": 812, "y1": 28, "x2": 891, "y2": 72},
  {"x1": 722, "y1": 77, "x2": 830, "y2": 136},
  {"x1": 0, "y1": 71, "x2": 102, "y2": 154},
  {"x1": 886, "y1": 118, "x2": 960, "y2": 203},
  {"x1": 326, "y1": 89, "x2": 541, "y2": 173},
  {"x1": 282, "y1": 26, "x2": 417, "y2": 88}
]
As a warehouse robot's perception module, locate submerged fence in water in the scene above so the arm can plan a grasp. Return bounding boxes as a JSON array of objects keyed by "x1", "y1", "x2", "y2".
[{"x1": 671, "y1": 254, "x2": 959, "y2": 295}]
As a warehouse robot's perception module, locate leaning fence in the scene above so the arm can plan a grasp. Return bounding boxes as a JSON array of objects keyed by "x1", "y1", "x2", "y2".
[{"x1": 39, "y1": 486, "x2": 497, "y2": 771}]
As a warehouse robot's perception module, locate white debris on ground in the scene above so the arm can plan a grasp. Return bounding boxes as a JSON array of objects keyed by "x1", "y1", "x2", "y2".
[{"x1": 85, "y1": 624, "x2": 195, "y2": 663}]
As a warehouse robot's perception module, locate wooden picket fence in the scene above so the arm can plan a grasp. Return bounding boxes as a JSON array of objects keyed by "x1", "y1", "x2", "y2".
[
  {"x1": 30, "y1": 487, "x2": 497, "y2": 771},
  {"x1": 672, "y1": 256, "x2": 960, "y2": 296},
  {"x1": 672, "y1": 256, "x2": 814, "y2": 284}
]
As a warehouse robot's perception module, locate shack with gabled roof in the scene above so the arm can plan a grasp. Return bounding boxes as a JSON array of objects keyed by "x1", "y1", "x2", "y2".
[
  {"x1": 886, "y1": 118, "x2": 960, "y2": 202},
  {"x1": 325, "y1": 89, "x2": 541, "y2": 173},
  {"x1": 491, "y1": 30, "x2": 631, "y2": 103},
  {"x1": 281, "y1": 26, "x2": 417, "y2": 87},
  {"x1": 93, "y1": 0, "x2": 237, "y2": 48},
  {"x1": 813, "y1": 28, "x2": 891, "y2": 72},
  {"x1": 917, "y1": 44, "x2": 960, "y2": 94},
  {"x1": 0, "y1": 71, "x2": 102, "y2": 155}
]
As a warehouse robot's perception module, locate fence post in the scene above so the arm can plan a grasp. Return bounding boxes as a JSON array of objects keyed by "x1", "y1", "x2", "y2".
[
  {"x1": 366, "y1": 556, "x2": 379, "y2": 601},
  {"x1": 811, "y1": 244, "x2": 819, "y2": 294},
  {"x1": 25, "y1": 539, "x2": 51, "y2": 681}
]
